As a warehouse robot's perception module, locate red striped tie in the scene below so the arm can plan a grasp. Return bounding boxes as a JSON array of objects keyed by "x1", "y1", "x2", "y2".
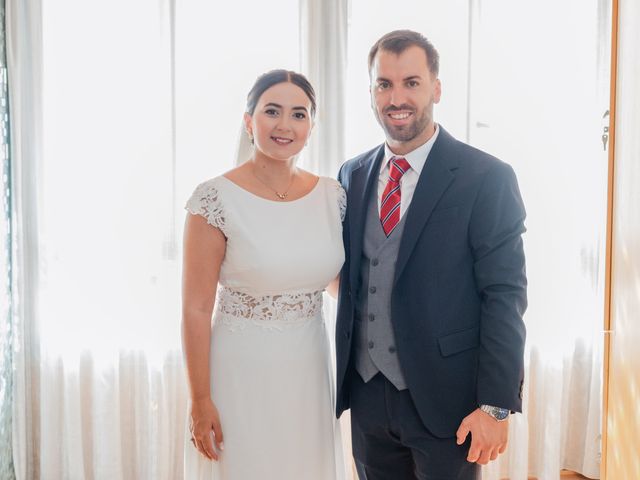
[{"x1": 380, "y1": 157, "x2": 411, "y2": 236}]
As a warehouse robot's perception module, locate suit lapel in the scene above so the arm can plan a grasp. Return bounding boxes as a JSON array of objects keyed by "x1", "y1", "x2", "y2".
[
  {"x1": 394, "y1": 128, "x2": 458, "y2": 284},
  {"x1": 348, "y1": 145, "x2": 385, "y2": 289}
]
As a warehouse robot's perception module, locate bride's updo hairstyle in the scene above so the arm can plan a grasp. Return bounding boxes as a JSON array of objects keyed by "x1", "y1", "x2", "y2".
[{"x1": 246, "y1": 69, "x2": 317, "y2": 118}]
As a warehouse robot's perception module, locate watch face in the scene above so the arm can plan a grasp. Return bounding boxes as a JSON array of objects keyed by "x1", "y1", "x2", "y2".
[
  {"x1": 493, "y1": 407, "x2": 509, "y2": 421},
  {"x1": 481, "y1": 405, "x2": 510, "y2": 421}
]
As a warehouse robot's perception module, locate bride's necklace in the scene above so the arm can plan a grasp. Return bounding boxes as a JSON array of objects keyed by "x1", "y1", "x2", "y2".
[{"x1": 252, "y1": 167, "x2": 296, "y2": 200}]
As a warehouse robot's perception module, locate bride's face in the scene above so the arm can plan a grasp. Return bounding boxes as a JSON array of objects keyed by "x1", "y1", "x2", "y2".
[{"x1": 245, "y1": 82, "x2": 314, "y2": 162}]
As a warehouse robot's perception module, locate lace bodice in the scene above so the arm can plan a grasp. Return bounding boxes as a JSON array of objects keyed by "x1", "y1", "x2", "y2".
[
  {"x1": 186, "y1": 176, "x2": 346, "y2": 329},
  {"x1": 215, "y1": 287, "x2": 324, "y2": 331}
]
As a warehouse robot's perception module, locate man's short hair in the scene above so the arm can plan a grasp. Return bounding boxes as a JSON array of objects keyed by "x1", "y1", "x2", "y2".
[{"x1": 368, "y1": 30, "x2": 440, "y2": 77}]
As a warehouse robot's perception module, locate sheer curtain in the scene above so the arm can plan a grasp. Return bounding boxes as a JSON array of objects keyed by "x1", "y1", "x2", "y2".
[
  {"x1": 10, "y1": 0, "x2": 185, "y2": 477},
  {"x1": 298, "y1": 0, "x2": 352, "y2": 474},
  {"x1": 0, "y1": 0, "x2": 16, "y2": 477},
  {"x1": 9, "y1": 0, "x2": 301, "y2": 478},
  {"x1": 299, "y1": 0, "x2": 348, "y2": 177},
  {"x1": 468, "y1": 1, "x2": 610, "y2": 478},
  {"x1": 7, "y1": 0, "x2": 44, "y2": 478}
]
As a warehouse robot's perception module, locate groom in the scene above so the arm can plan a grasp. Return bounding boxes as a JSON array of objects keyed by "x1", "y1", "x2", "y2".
[{"x1": 336, "y1": 30, "x2": 527, "y2": 479}]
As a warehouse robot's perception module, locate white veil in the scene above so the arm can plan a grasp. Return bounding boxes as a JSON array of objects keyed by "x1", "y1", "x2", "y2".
[{"x1": 234, "y1": 119, "x2": 254, "y2": 166}]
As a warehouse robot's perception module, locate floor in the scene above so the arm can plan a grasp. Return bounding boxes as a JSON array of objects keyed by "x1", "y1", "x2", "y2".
[
  {"x1": 559, "y1": 471, "x2": 589, "y2": 479},
  {"x1": 525, "y1": 470, "x2": 591, "y2": 480}
]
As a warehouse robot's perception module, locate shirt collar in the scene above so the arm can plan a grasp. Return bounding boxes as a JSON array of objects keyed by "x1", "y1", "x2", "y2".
[{"x1": 381, "y1": 123, "x2": 440, "y2": 176}]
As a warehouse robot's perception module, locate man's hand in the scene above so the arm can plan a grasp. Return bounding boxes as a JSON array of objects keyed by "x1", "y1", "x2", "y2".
[{"x1": 456, "y1": 408, "x2": 508, "y2": 465}]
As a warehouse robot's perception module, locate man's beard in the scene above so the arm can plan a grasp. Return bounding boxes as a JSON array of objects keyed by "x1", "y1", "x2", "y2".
[{"x1": 377, "y1": 107, "x2": 431, "y2": 143}]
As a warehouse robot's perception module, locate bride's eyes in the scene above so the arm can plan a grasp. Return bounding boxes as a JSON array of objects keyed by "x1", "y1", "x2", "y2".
[{"x1": 263, "y1": 109, "x2": 307, "y2": 120}]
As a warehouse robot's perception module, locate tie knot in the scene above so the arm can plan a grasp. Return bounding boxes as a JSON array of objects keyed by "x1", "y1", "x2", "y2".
[{"x1": 389, "y1": 157, "x2": 410, "y2": 183}]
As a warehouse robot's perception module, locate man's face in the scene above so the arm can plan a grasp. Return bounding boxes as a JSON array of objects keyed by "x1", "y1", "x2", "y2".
[{"x1": 370, "y1": 45, "x2": 441, "y2": 154}]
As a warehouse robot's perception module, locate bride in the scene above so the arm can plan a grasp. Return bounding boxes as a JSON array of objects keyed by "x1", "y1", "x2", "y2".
[{"x1": 182, "y1": 69, "x2": 347, "y2": 479}]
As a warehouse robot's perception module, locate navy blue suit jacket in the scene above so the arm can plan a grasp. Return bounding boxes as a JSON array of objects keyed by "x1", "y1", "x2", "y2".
[{"x1": 336, "y1": 126, "x2": 527, "y2": 438}]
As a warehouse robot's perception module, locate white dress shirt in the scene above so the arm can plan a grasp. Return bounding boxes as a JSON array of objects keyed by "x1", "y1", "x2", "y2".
[{"x1": 377, "y1": 124, "x2": 440, "y2": 219}]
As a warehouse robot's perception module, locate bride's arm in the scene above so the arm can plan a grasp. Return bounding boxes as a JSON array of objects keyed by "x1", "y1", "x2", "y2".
[
  {"x1": 326, "y1": 275, "x2": 340, "y2": 299},
  {"x1": 182, "y1": 213, "x2": 226, "y2": 461}
]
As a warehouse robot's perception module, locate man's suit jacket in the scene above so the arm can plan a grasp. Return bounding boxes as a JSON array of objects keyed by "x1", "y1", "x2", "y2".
[{"x1": 336, "y1": 126, "x2": 527, "y2": 438}]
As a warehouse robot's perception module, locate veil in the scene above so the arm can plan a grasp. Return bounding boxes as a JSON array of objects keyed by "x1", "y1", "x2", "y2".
[{"x1": 234, "y1": 119, "x2": 254, "y2": 166}]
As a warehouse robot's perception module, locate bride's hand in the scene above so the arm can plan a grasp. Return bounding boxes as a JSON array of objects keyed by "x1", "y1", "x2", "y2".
[{"x1": 189, "y1": 397, "x2": 224, "y2": 461}]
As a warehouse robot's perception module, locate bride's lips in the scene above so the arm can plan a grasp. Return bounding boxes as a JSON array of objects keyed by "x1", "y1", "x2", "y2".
[{"x1": 271, "y1": 136, "x2": 294, "y2": 145}]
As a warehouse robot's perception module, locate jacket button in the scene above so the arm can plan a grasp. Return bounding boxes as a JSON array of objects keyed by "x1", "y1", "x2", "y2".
[
  {"x1": 371, "y1": 258, "x2": 379, "y2": 266},
  {"x1": 368, "y1": 341, "x2": 374, "y2": 349},
  {"x1": 345, "y1": 330, "x2": 351, "y2": 340},
  {"x1": 388, "y1": 346, "x2": 396, "y2": 354},
  {"x1": 369, "y1": 286, "x2": 377, "y2": 294},
  {"x1": 368, "y1": 313, "x2": 375, "y2": 322}
]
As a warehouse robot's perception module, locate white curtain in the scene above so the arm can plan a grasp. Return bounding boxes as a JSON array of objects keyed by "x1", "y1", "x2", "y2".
[
  {"x1": 9, "y1": 0, "x2": 188, "y2": 477},
  {"x1": 468, "y1": 1, "x2": 609, "y2": 478},
  {"x1": 299, "y1": 0, "x2": 353, "y2": 476},
  {"x1": 7, "y1": 0, "x2": 44, "y2": 478},
  {"x1": 8, "y1": 0, "x2": 303, "y2": 478},
  {"x1": 298, "y1": 0, "x2": 348, "y2": 178}
]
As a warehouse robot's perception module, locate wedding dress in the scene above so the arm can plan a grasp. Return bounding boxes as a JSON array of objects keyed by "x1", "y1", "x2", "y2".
[{"x1": 183, "y1": 175, "x2": 347, "y2": 480}]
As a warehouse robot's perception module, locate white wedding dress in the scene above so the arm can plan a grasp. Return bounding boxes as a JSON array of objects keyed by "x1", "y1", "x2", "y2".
[{"x1": 183, "y1": 175, "x2": 347, "y2": 480}]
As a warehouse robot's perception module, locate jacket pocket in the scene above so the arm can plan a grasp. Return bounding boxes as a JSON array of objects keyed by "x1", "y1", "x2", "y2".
[{"x1": 438, "y1": 327, "x2": 479, "y2": 357}]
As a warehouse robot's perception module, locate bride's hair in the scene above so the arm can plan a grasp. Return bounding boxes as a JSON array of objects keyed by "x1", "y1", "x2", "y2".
[{"x1": 246, "y1": 69, "x2": 317, "y2": 118}]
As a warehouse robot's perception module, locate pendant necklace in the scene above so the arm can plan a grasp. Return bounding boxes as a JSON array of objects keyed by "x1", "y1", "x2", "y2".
[{"x1": 252, "y1": 167, "x2": 296, "y2": 200}]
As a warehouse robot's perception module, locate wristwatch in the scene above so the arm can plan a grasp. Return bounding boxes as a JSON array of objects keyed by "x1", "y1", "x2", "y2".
[{"x1": 479, "y1": 404, "x2": 510, "y2": 422}]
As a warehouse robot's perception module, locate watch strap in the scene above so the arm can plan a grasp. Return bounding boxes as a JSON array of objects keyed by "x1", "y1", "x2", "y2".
[{"x1": 479, "y1": 404, "x2": 510, "y2": 421}]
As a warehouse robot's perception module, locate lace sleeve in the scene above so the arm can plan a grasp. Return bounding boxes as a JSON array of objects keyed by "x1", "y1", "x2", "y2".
[
  {"x1": 336, "y1": 183, "x2": 347, "y2": 222},
  {"x1": 185, "y1": 181, "x2": 227, "y2": 235}
]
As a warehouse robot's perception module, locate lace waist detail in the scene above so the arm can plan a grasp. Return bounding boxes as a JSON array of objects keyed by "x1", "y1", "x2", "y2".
[{"x1": 215, "y1": 287, "x2": 324, "y2": 331}]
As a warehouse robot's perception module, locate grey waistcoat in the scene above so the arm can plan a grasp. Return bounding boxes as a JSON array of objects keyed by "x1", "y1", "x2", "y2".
[{"x1": 353, "y1": 188, "x2": 408, "y2": 390}]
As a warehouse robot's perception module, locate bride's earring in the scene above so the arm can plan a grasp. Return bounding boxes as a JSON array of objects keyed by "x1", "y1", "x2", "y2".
[{"x1": 247, "y1": 131, "x2": 254, "y2": 145}]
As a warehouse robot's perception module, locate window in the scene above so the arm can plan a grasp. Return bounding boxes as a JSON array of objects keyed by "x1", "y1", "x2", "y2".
[{"x1": 39, "y1": 0, "x2": 300, "y2": 362}]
